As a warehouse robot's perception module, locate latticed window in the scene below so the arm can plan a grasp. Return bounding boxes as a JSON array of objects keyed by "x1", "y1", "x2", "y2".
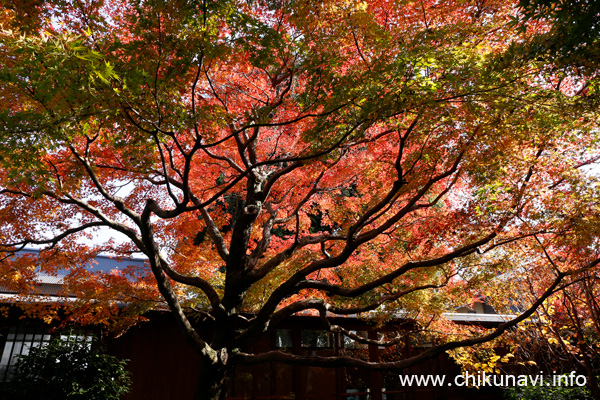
[
  {"x1": 0, "y1": 326, "x2": 89, "y2": 381},
  {"x1": 274, "y1": 329, "x2": 293, "y2": 348},
  {"x1": 341, "y1": 331, "x2": 369, "y2": 349},
  {"x1": 0, "y1": 326, "x2": 51, "y2": 382},
  {"x1": 301, "y1": 329, "x2": 332, "y2": 348}
]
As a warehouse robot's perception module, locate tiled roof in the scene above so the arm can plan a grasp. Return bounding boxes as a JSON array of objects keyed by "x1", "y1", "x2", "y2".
[{"x1": 0, "y1": 248, "x2": 148, "y2": 298}]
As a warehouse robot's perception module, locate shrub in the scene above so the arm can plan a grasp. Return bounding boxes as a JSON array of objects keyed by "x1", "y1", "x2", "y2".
[
  {"x1": 0, "y1": 336, "x2": 130, "y2": 400},
  {"x1": 504, "y1": 378, "x2": 593, "y2": 400}
]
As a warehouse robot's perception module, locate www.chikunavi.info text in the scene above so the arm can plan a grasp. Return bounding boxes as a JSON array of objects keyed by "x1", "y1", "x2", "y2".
[{"x1": 399, "y1": 371, "x2": 587, "y2": 387}]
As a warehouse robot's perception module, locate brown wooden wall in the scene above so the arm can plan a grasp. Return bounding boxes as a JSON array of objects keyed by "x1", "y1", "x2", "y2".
[
  {"x1": 107, "y1": 315, "x2": 201, "y2": 399},
  {"x1": 105, "y1": 314, "x2": 505, "y2": 400}
]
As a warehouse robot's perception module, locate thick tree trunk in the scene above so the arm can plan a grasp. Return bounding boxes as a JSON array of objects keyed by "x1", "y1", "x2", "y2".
[{"x1": 194, "y1": 359, "x2": 230, "y2": 400}]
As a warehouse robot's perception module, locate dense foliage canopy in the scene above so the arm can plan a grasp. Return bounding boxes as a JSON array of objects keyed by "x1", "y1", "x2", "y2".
[{"x1": 1, "y1": 0, "x2": 599, "y2": 398}]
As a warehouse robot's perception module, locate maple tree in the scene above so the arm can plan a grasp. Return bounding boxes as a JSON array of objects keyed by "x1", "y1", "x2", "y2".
[
  {"x1": 516, "y1": 0, "x2": 600, "y2": 57},
  {"x1": 510, "y1": 275, "x2": 600, "y2": 399},
  {"x1": 1, "y1": 0, "x2": 600, "y2": 399},
  {"x1": 449, "y1": 259, "x2": 600, "y2": 397},
  {"x1": 447, "y1": 2, "x2": 600, "y2": 395}
]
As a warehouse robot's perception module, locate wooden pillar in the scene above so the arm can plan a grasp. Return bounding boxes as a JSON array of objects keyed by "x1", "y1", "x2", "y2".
[
  {"x1": 368, "y1": 331, "x2": 383, "y2": 400},
  {"x1": 404, "y1": 333, "x2": 415, "y2": 400},
  {"x1": 292, "y1": 329, "x2": 305, "y2": 400},
  {"x1": 334, "y1": 332, "x2": 343, "y2": 400}
]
